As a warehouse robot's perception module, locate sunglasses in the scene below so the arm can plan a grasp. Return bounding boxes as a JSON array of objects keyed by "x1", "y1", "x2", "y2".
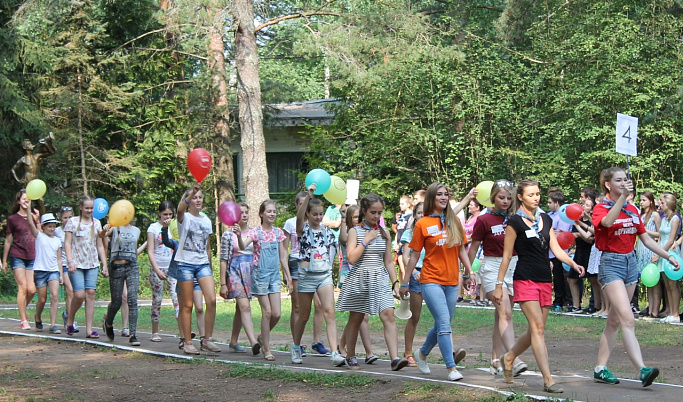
[
  {"x1": 495, "y1": 180, "x2": 514, "y2": 188},
  {"x1": 61, "y1": 206, "x2": 73, "y2": 212}
]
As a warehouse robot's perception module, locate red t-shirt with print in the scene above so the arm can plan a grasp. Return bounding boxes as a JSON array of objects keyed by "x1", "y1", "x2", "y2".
[{"x1": 592, "y1": 202, "x2": 645, "y2": 253}]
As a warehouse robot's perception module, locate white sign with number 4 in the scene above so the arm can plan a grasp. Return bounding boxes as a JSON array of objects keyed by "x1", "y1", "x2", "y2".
[{"x1": 616, "y1": 113, "x2": 638, "y2": 156}]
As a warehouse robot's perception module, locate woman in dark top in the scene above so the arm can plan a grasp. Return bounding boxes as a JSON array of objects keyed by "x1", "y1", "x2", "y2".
[
  {"x1": 569, "y1": 197, "x2": 595, "y2": 311},
  {"x1": 492, "y1": 180, "x2": 584, "y2": 394}
]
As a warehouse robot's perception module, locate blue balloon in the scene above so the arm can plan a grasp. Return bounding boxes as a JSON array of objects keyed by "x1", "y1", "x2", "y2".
[
  {"x1": 93, "y1": 198, "x2": 109, "y2": 220},
  {"x1": 559, "y1": 204, "x2": 574, "y2": 224},
  {"x1": 562, "y1": 253, "x2": 574, "y2": 272},
  {"x1": 305, "y1": 169, "x2": 331, "y2": 195},
  {"x1": 663, "y1": 252, "x2": 683, "y2": 281}
]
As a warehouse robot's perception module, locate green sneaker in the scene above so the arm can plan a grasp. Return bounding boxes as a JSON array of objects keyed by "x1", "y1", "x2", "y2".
[
  {"x1": 640, "y1": 366, "x2": 659, "y2": 387},
  {"x1": 594, "y1": 368, "x2": 620, "y2": 384}
]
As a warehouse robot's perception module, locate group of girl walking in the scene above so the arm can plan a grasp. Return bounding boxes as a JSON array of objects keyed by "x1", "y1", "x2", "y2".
[{"x1": 3, "y1": 166, "x2": 680, "y2": 393}]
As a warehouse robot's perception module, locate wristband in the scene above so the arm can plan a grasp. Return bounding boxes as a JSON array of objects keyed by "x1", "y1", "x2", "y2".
[
  {"x1": 400, "y1": 284, "x2": 409, "y2": 288},
  {"x1": 184, "y1": 198, "x2": 190, "y2": 205},
  {"x1": 360, "y1": 242, "x2": 367, "y2": 248},
  {"x1": 392, "y1": 280, "x2": 399, "y2": 288},
  {"x1": 495, "y1": 281, "x2": 504, "y2": 286},
  {"x1": 462, "y1": 275, "x2": 470, "y2": 279},
  {"x1": 67, "y1": 260, "x2": 74, "y2": 265}
]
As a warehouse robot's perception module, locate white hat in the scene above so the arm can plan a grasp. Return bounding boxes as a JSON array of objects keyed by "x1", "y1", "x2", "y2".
[
  {"x1": 41, "y1": 213, "x2": 59, "y2": 225},
  {"x1": 345, "y1": 198, "x2": 357, "y2": 205}
]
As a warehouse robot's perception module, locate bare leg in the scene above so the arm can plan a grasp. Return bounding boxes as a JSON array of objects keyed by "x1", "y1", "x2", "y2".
[
  {"x1": 197, "y1": 275, "x2": 216, "y2": 338},
  {"x1": 235, "y1": 297, "x2": 257, "y2": 345},
  {"x1": 193, "y1": 290, "x2": 205, "y2": 338},
  {"x1": 597, "y1": 281, "x2": 645, "y2": 370},
  {"x1": 84, "y1": 288, "x2": 96, "y2": 335},
  {"x1": 312, "y1": 292, "x2": 324, "y2": 344},
  {"x1": 359, "y1": 315, "x2": 373, "y2": 355},
  {"x1": 230, "y1": 302, "x2": 243, "y2": 345},
  {"x1": 67, "y1": 289, "x2": 85, "y2": 327},
  {"x1": 342, "y1": 312, "x2": 365, "y2": 357},
  {"x1": 568, "y1": 278, "x2": 581, "y2": 308},
  {"x1": 63, "y1": 272, "x2": 74, "y2": 317},
  {"x1": 290, "y1": 279, "x2": 299, "y2": 333},
  {"x1": 13, "y1": 268, "x2": 30, "y2": 323},
  {"x1": 663, "y1": 276, "x2": 681, "y2": 318},
  {"x1": 292, "y1": 292, "x2": 314, "y2": 345},
  {"x1": 589, "y1": 276, "x2": 601, "y2": 311},
  {"x1": 178, "y1": 281, "x2": 194, "y2": 341},
  {"x1": 48, "y1": 281, "x2": 60, "y2": 327},
  {"x1": 378, "y1": 308, "x2": 400, "y2": 360},
  {"x1": 404, "y1": 291, "x2": 423, "y2": 356},
  {"x1": 35, "y1": 286, "x2": 47, "y2": 324}
]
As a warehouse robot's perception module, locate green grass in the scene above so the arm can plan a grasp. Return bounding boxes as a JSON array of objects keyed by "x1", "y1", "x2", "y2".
[{"x1": 398, "y1": 382, "x2": 570, "y2": 402}]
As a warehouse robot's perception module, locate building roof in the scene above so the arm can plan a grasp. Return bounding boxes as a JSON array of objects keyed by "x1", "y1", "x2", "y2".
[{"x1": 264, "y1": 98, "x2": 340, "y2": 127}]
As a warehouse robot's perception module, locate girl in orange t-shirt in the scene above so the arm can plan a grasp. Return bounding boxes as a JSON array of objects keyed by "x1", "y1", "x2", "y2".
[{"x1": 400, "y1": 182, "x2": 474, "y2": 382}]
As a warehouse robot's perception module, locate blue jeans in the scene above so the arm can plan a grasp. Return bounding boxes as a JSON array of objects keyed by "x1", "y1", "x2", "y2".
[{"x1": 420, "y1": 283, "x2": 459, "y2": 369}]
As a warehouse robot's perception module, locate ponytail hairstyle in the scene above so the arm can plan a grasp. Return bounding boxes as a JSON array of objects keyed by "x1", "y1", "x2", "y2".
[
  {"x1": 599, "y1": 167, "x2": 625, "y2": 196},
  {"x1": 490, "y1": 183, "x2": 514, "y2": 216},
  {"x1": 258, "y1": 199, "x2": 277, "y2": 224},
  {"x1": 423, "y1": 182, "x2": 463, "y2": 247},
  {"x1": 11, "y1": 189, "x2": 27, "y2": 214},
  {"x1": 514, "y1": 179, "x2": 540, "y2": 211},
  {"x1": 345, "y1": 205, "x2": 360, "y2": 229},
  {"x1": 78, "y1": 195, "x2": 96, "y2": 237},
  {"x1": 158, "y1": 200, "x2": 175, "y2": 216},
  {"x1": 661, "y1": 193, "x2": 678, "y2": 215},
  {"x1": 306, "y1": 198, "x2": 324, "y2": 216},
  {"x1": 358, "y1": 194, "x2": 388, "y2": 240}
]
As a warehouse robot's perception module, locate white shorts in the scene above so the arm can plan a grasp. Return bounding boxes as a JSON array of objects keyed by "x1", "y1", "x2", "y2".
[{"x1": 480, "y1": 255, "x2": 517, "y2": 296}]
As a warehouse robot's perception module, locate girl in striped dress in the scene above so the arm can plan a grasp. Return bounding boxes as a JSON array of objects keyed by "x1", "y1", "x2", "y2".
[{"x1": 336, "y1": 194, "x2": 408, "y2": 371}]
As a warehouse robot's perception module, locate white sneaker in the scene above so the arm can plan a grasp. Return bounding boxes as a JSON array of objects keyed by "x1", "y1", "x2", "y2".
[
  {"x1": 413, "y1": 349, "x2": 430, "y2": 374},
  {"x1": 660, "y1": 315, "x2": 680, "y2": 324},
  {"x1": 448, "y1": 368, "x2": 464, "y2": 381},
  {"x1": 331, "y1": 350, "x2": 346, "y2": 367},
  {"x1": 291, "y1": 344, "x2": 302, "y2": 364}
]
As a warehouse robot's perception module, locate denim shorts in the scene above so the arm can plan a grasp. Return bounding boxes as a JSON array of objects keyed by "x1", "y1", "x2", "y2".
[
  {"x1": 297, "y1": 268, "x2": 333, "y2": 293},
  {"x1": 175, "y1": 262, "x2": 213, "y2": 283},
  {"x1": 409, "y1": 270, "x2": 422, "y2": 293},
  {"x1": 289, "y1": 258, "x2": 300, "y2": 281},
  {"x1": 62, "y1": 265, "x2": 68, "y2": 274},
  {"x1": 10, "y1": 257, "x2": 34, "y2": 270},
  {"x1": 69, "y1": 268, "x2": 99, "y2": 291},
  {"x1": 599, "y1": 251, "x2": 638, "y2": 288},
  {"x1": 251, "y1": 266, "x2": 281, "y2": 296},
  {"x1": 34, "y1": 271, "x2": 61, "y2": 288}
]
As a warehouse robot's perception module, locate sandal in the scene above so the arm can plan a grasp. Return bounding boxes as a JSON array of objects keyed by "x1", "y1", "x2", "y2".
[
  {"x1": 490, "y1": 359, "x2": 502, "y2": 375},
  {"x1": 86, "y1": 331, "x2": 100, "y2": 339},
  {"x1": 405, "y1": 355, "x2": 417, "y2": 367},
  {"x1": 151, "y1": 333, "x2": 162, "y2": 342},
  {"x1": 264, "y1": 353, "x2": 275, "y2": 361},
  {"x1": 501, "y1": 353, "x2": 513, "y2": 384}
]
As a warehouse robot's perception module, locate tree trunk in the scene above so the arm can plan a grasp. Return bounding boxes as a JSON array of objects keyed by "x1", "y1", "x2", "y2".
[
  {"x1": 233, "y1": 0, "x2": 269, "y2": 226},
  {"x1": 77, "y1": 72, "x2": 87, "y2": 195}
]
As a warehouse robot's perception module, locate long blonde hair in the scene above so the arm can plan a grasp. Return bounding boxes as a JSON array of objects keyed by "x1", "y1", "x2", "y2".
[{"x1": 423, "y1": 182, "x2": 464, "y2": 247}]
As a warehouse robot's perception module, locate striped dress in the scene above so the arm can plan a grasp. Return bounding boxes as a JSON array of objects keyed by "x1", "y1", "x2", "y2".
[{"x1": 336, "y1": 226, "x2": 395, "y2": 315}]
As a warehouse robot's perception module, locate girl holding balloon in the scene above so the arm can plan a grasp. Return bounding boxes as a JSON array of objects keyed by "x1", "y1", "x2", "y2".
[
  {"x1": 2, "y1": 189, "x2": 37, "y2": 330},
  {"x1": 468, "y1": 183, "x2": 528, "y2": 377},
  {"x1": 218, "y1": 201, "x2": 260, "y2": 354},
  {"x1": 491, "y1": 180, "x2": 583, "y2": 393},
  {"x1": 290, "y1": 184, "x2": 346, "y2": 367},
  {"x1": 147, "y1": 201, "x2": 179, "y2": 342},
  {"x1": 591, "y1": 167, "x2": 679, "y2": 387},
  {"x1": 241, "y1": 199, "x2": 292, "y2": 361},
  {"x1": 175, "y1": 182, "x2": 220, "y2": 354},
  {"x1": 653, "y1": 193, "x2": 680, "y2": 324},
  {"x1": 635, "y1": 191, "x2": 661, "y2": 318},
  {"x1": 63, "y1": 195, "x2": 108, "y2": 338}
]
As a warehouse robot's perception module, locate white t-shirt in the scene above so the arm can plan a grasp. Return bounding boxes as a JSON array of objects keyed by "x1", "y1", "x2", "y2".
[
  {"x1": 147, "y1": 221, "x2": 173, "y2": 269},
  {"x1": 176, "y1": 212, "x2": 212, "y2": 265},
  {"x1": 34, "y1": 232, "x2": 62, "y2": 272},
  {"x1": 54, "y1": 226, "x2": 67, "y2": 266},
  {"x1": 64, "y1": 217, "x2": 103, "y2": 269},
  {"x1": 283, "y1": 216, "x2": 300, "y2": 260}
]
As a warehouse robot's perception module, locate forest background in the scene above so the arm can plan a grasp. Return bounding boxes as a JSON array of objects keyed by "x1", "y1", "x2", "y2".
[{"x1": 2, "y1": 0, "x2": 683, "y2": 241}]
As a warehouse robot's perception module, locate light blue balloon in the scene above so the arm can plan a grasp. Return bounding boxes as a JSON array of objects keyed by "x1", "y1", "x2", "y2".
[
  {"x1": 562, "y1": 253, "x2": 574, "y2": 272},
  {"x1": 305, "y1": 169, "x2": 331, "y2": 195},
  {"x1": 93, "y1": 198, "x2": 109, "y2": 220},
  {"x1": 663, "y1": 252, "x2": 683, "y2": 281},
  {"x1": 559, "y1": 204, "x2": 574, "y2": 224}
]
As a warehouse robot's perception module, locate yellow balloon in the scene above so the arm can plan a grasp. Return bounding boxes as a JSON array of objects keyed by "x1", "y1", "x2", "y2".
[
  {"x1": 324, "y1": 175, "x2": 347, "y2": 205},
  {"x1": 108, "y1": 200, "x2": 135, "y2": 227},
  {"x1": 26, "y1": 179, "x2": 47, "y2": 200},
  {"x1": 170, "y1": 218, "x2": 178, "y2": 239},
  {"x1": 475, "y1": 181, "x2": 495, "y2": 207}
]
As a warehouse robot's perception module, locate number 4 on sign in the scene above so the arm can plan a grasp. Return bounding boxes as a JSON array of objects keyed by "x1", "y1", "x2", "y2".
[{"x1": 616, "y1": 113, "x2": 638, "y2": 156}]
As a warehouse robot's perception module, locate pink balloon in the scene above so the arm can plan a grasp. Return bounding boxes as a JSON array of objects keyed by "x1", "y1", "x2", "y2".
[{"x1": 218, "y1": 201, "x2": 241, "y2": 226}]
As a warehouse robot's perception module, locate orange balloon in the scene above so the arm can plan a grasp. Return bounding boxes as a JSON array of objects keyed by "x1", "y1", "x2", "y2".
[{"x1": 109, "y1": 200, "x2": 135, "y2": 227}]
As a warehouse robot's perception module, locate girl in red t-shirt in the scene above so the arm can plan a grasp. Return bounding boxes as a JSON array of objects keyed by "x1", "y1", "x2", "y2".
[{"x1": 591, "y1": 167, "x2": 679, "y2": 387}]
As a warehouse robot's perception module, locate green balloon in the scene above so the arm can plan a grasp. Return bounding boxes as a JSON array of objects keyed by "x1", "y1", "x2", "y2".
[
  {"x1": 472, "y1": 259, "x2": 481, "y2": 272},
  {"x1": 641, "y1": 262, "x2": 660, "y2": 287}
]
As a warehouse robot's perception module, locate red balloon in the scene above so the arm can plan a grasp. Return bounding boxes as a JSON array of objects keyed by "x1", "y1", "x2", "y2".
[
  {"x1": 566, "y1": 203, "x2": 583, "y2": 221},
  {"x1": 187, "y1": 148, "x2": 212, "y2": 182},
  {"x1": 556, "y1": 231, "x2": 575, "y2": 250},
  {"x1": 218, "y1": 201, "x2": 242, "y2": 226}
]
